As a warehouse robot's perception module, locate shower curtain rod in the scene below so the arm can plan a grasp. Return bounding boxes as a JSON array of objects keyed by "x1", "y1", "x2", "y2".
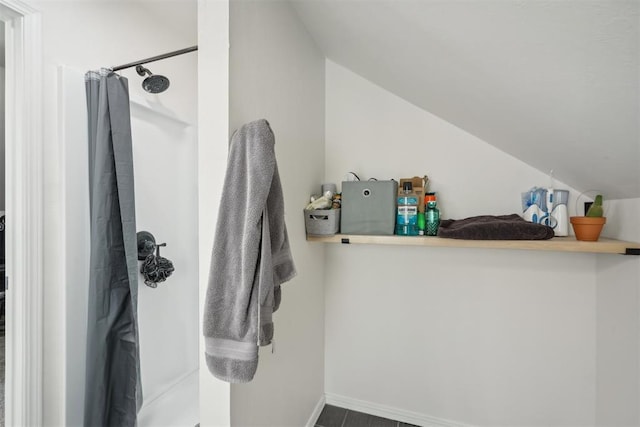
[{"x1": 111, "y1": 45, "x2": 198, "y2": 72}]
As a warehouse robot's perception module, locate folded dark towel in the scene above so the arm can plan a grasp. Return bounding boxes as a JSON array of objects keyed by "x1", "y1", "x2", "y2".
[{"x1": 438, "y1": 214, "x2": 554, "y2": 240}]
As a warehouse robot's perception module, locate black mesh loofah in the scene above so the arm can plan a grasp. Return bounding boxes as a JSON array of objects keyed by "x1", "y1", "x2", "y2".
[{"x1": 140, "y1": 253, "x2": 175, "y2": 288}]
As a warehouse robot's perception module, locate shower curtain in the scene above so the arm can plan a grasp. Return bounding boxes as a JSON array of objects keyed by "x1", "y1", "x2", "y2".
[{"x1": 84, "y1": 69, "x2": 142, "y2": 427}]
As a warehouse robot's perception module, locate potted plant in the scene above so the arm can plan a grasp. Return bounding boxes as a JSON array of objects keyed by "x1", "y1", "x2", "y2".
[{"x1": 570, "y1": 194, "x2": 606, "y2": 241}]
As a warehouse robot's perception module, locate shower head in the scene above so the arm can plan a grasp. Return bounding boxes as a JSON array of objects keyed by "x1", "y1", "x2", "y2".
[
  {"x1": 143, "y1": 75, "x2": 170, "y2": 94},
  {"x1": 135, "y1": 65, "x2": 170, "y2": 94}
]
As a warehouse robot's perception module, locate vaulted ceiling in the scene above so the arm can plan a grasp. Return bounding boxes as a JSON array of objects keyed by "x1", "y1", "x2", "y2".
[{"x1": 292, "y1": 0, "x2": 639, "y2": 200}]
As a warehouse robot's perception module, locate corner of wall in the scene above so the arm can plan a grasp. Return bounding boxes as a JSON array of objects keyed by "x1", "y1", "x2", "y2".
[
  {"x1": 594, "y1": 198, "x2": 640, "y2": 426},
  {"x1": 594, "y1": 199, "x2": 640, "y2": 426},
  {"x1": 228, "y1": 1, "x2": 326, "y2": 425}
]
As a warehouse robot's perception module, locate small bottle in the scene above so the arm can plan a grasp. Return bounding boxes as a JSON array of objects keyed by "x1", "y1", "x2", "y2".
[
  {"x1": 417, "y1": 212, "x2": 426, "y2": 236},
  {"x1": 396, "y1": 182, "x2": 419, "y2": 236},
  {"x1": 425, "y1": 193, "x2": 440, "y2": 236}
]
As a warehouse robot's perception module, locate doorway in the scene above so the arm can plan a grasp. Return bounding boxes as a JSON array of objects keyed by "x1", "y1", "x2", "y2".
[{"x1": 0, "y1": 1, "x2": 43, "y2": 426}]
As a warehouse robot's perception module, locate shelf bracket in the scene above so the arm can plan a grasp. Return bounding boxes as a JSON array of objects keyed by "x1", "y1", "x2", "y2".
[
  {"x1": 624, "y1": 248, "x2": 640, "y2": 256},
  {"x1": 341, "y1": 238, "x2": 350, "y2": 244}
]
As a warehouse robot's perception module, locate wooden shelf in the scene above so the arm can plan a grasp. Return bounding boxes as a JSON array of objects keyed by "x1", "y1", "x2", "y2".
[{"x1": 306, "y1": 234, "x2": 640, "y2": 255}]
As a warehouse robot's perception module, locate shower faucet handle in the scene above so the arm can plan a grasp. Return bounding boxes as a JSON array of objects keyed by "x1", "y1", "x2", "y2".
[
  {"x1": 137, "y1": 230, "x2": 156, "y2": 260},
  {"x1": 155, "y1": 243, "x2": 167, "y2": 257}
]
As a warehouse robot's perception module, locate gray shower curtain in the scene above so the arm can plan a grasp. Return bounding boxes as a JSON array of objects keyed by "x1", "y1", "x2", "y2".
[{"x1": 84, "y1": 69, "x2": 142, "y2": 427}]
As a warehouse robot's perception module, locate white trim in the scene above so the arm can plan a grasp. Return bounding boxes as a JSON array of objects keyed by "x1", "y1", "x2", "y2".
[
  {"x1": 197, "y1": 0, "x2": 231, "y2": 426},
  {"x1": 305, "y1": 395, "x2": 326, "y2": 427},
  {"x1": 324, "y1": 393, "x2": 472, "y2": 427},
  {"x1": 0, "y1": 0, "x2": 33, "y2": 18},
  {"x1": 1, "y1": 1, "x2": 44, "y2": 426},
  {"x1": 59, "y1": 65, "x2": 89, "y2": 427}
]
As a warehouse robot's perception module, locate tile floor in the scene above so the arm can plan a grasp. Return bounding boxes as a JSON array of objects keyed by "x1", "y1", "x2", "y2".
[
  {"x1": 1, "y1": 332, "x2": 4, "y2": 426},
  {"x1": 315, "y1": 404, "x2": 418, "y2": 427}
]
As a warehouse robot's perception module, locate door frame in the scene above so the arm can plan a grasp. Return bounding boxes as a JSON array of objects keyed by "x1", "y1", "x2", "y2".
[{"x1": 0, "y1": 0, "x2": 43, "y2": 425}]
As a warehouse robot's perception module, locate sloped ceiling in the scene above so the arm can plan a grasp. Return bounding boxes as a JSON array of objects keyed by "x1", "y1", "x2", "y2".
[{"x1": 291, "y1": 0, "x2": 639, "y2": 200}]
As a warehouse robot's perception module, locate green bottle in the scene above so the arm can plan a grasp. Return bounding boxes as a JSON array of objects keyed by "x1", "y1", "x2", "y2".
[
  {"x1": 425, "y1": 193, "x2": 440, "y2": 236},
  {"x1": 417, "y1": 212, "x2": 426, "y2": 235}
]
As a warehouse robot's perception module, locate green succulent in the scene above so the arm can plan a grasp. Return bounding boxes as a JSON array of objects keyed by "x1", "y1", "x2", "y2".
[{"x1": 586, "y1": 194, "x2": 604, "y2": 217}]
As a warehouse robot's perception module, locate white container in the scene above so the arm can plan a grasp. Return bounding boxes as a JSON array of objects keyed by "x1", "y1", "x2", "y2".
[
  {"x1": 551, "y1": 190, "x2": 569, "y2": 236},
  {"x1": 522, "y1": 188, "x2": 569, "y2": 236},
  {"x1": 523, "y1": 204, "x2": 543, "y2": 224}
]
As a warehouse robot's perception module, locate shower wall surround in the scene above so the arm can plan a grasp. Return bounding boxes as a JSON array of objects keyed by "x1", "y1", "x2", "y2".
[
  {"x1": 131, "y1": 89, "x2": 199, "y2": 426},
  {"x1": 46, "y1": 1, "x2": 198, "y2": 425},
  {"x1": 62, "y1": 60, "x2": 198, "y2": 426}
]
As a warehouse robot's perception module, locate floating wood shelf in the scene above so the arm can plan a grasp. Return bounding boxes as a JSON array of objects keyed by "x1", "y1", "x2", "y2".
[{"x1": 306, "y1": 234, "x2": 640, "y2": 255}]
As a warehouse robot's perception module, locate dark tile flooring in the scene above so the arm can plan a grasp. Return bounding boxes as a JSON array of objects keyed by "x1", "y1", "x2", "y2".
[
  {"x1": 1, "y1": 331, "x2": 4, "y2": 427},
  {"x1": 315, "y1": 404, "x2": 418, "y2": 427}
]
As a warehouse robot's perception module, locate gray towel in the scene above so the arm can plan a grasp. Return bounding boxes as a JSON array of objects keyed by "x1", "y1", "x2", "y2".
[{"x1": 203, "y1": 119, "x2": 297, "y2": 383}]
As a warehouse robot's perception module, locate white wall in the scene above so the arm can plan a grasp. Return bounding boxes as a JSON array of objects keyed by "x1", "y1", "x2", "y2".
[
  {"x1": 595, "y1": 197, "x2": 640, "y2": 426},
  {"x1": 228, "y1": 1, "x2": 326, "y2": 425},
  {"x1": 325, "y1": 61, "x2": 587, "y2": 220},
  {"x1": 30, "y1": 1, "x2": 199, "y2": 425},
  {"x1": 324, "y1": 61, "x2": 599, "y2": 426},
  {"x1": 600, "y1": 198, "x2": 640, "y2": 243}
]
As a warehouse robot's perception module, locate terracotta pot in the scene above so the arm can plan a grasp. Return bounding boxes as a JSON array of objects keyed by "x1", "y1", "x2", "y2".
[{"x1": 570, "y1": 216, "x2": 606, "y2": 241}]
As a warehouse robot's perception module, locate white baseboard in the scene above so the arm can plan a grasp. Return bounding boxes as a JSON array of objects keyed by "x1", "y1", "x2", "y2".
[
  {"x1": 305, "y1": 395, "x2": 327, "y2": 427},
  {"x1": 324, "y1": 393, "x2": 471, "y2": 427}
]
